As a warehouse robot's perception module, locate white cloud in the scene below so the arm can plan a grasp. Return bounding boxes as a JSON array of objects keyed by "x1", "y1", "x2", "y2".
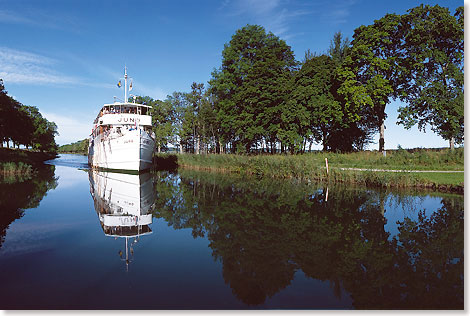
[
  {"x1": 222, "y1": 0, "x2": 311, "y2": 38},
  {"x1": 0, "y1": 9, "x2": 81, "y2": 32},
  {"x1": 42, "y1": 112, "x2": 92, "y2": 145},
  {"x1": 0, "y1": 10, "x2": 35, "y2": 25},
  {"x1": 0, "y1": 47, "x2": 80, "y2": 85},
  {"x1": 0, "y1": 47, "x2": 116, "y2": 89},
  {"x1": 321, "y1": 0, "x2": 356, "y2": 25},
  {"x1": 133, "y1": 81, "x2": 169, "y2": 101}
]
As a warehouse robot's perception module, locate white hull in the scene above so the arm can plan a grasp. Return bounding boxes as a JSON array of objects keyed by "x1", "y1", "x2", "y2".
[
  {"x1": 88, "y1": 128, "x2": 155, "y2": 171},
  {"x1": 89, "y1": 170, "x2": 155, "y2": 237}
]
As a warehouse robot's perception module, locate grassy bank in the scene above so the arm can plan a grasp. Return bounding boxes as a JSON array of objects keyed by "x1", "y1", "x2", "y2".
[
  {"x1": 172, "y1": 149, "x2": 464, "y2": 193},
  {"x1": 0, "y1": 148, "x2": 57, "y2": 178}
]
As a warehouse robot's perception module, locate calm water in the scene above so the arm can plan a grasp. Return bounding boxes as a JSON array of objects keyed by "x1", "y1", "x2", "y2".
[{"x1": 0, "y1": 154, "x2": 463, "y2": 310}]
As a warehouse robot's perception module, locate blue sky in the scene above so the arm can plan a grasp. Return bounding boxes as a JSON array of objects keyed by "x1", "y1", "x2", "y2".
[{"x1": 0, "y1": 0, "x2": 463, "y2": 148}]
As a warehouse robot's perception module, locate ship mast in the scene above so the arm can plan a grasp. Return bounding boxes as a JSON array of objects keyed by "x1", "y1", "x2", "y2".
[{"x1": 124, "y1": 66, "x2": 128, "y2": 103}]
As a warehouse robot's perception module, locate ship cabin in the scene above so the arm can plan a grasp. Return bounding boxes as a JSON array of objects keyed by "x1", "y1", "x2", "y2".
[
  {"x1": 91, "y1": 102, "x2": 153, "y2": 137},
  {"x1": 99, "y1": 102, "x2": 151, "y2": 116}
]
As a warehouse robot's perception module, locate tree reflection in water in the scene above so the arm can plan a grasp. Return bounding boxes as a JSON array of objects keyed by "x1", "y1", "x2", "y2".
[
  {"x1": 0, "y1": 165, "x2": 58, "y2": 248},
  {"x1": 151, "y1": 170, "x2": 463, "y2": 309}
]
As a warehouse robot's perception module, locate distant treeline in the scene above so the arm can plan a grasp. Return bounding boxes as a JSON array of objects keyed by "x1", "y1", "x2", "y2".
[
  {"x1": 139, "y1": 4, "x2": 463, "y2": 154},
  {"x1": 58, "y1": 139, "x2": 88, "y2": 154},
  {"x1": 0, "y1": 81, "x2": 58, "y2": 153}
]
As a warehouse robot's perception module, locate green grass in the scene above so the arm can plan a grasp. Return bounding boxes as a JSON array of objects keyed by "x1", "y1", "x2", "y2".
[
  {"x1": 415, "y1": 172, "x2": 464, "y2": 186},
  {"x1": 173, "y1": 148, "x2": 464, "y2": 192}
]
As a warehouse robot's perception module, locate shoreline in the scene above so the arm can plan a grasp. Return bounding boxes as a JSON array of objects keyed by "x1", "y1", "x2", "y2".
[
  {"x1": 169, "y1": 152, "x2": 464, "y2": 194},
  {"x1": 177, "y1": 163, "x2": 464, "y2": 194},
  {"x1": 0, "y1": 148, "x2": 57, "y2": 176}
]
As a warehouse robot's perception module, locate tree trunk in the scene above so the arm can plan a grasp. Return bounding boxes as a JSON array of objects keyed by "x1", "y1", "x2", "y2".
[
  {"x1": 196, "y1": 137, "x2": 200, "y2": 155},
  {"x1": 322, "y1": 129, "x2": 328, "y2": 151},
  {"x1": 157, "y1": 145, "x2": 161, "y2": 153},
  {"x1": 379, "y1": 121, "x2": 385, "y2": 152},
  {"x1": 449, "y1": 137, "x2": 455, "y2": 150}
]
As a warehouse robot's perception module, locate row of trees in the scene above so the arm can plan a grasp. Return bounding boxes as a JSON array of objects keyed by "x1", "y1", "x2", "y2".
[
  {"x1": 145, "y1": 4, "x2": 463, "y2": 154},
  {"x1": 0, "y1": 81, "x2": 58, "y2": 152}
]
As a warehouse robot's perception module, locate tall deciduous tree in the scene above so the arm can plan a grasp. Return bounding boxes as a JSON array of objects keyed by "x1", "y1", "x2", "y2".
[
  {"x1": 167, "y1": 92, "x2": 190, "y2": 153},
  {"x1": 338, "y1": 13, "x2": 405, "y2": 152},
  {"x1": 283, "y1": 54, "x2": 342, "y2": 152},
  {"x1": 0, "y1": 80, "x2": 57, "y2": 152},
  {"x1": 398, "y1": 5, "x2": 464, "y2": 149},
  {"x1": 210, "y1": 24, "x2": 297, "y2": 153}
]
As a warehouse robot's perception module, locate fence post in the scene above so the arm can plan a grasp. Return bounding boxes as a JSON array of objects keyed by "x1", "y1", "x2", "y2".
[{"x1": 325, "y1": 158, "x2": 329, "y2": 176}]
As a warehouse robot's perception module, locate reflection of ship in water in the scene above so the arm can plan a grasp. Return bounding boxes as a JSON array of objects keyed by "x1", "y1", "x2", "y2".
[{"x1": 89, "y1": 170, "x2": 155, "y2": 270}]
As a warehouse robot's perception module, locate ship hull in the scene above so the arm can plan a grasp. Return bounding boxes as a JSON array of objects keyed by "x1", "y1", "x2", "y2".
[{"x1": 88, "y1": 129, "x2": 155, "y2": 171}]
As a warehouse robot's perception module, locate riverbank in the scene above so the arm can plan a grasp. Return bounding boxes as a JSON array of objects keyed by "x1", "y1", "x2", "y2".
[
  {"x1": 168, "y1": 149, "x2": 464, "y2": 193},
  {"x1": 0, "y1": 148, "x2": 57, "y2": 178}
]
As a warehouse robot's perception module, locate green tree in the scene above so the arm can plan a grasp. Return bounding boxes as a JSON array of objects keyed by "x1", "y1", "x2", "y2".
[
  {"x1": 0, "y1": 80, "x2": 57, "y2": 152},
  {"x1": 209, "y1": 24, "x2": 297, "y2": 153},
  {"x1": 136, "y1": 96, "x2": 174, "y2": 153},
  {"x1": 397, "y1": 5, "x2": 464, "y2": 150},
  {"x1": 0, "y1": 82, "x2": 23, "y2": 148},
  {"x1": 185, "y1": 82, "x2": 207, "y2": 154},
  {"x1": 22, "y1": 105, "x2": 58, "y2": 152},
  {"x1": 283, "y1": 54, "x2": 342, "y2": 152},
  {"x1": 338, "y1": 13, "x2": 405, "y2": 152},
  {"x1": 167, "y1": 92, "x2": 190, "y2": 153}
]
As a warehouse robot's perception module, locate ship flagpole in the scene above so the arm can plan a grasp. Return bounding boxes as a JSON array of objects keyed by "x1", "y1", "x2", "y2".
[{"x1": 124, "y1": 66, "x2": 128, "y2": 104}]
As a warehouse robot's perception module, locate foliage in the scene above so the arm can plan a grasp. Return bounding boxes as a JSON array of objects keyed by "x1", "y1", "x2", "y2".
[
  {"x1": 136, "y1": 96, "x2": 174, "y2": 153},
  {"x1": 136, "y1": 5, "x2": 463, "y2": 154},
  {"x1": 209, "y1": 24, "x2": 297, "y2": 153},
  {"x1": 397, "y1": 5, "x2": 464, "y2": 148},
  {"x1": 283, "y1": 54, "x2": 341, "y2": 152},
  {"x1": 0, "y1": 81, "x2": 58, "y2": 152},
  {"x1": 58, "y1": 139, "x2": 88, "y2": 154},
  {"x1": 337, "y1": 13, "x2": 404, "y2": 152}
]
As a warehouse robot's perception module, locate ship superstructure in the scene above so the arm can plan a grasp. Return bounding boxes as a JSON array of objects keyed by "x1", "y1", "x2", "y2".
[{"x1": 88, "y1": 68, "x2": 155, "y2": 171}]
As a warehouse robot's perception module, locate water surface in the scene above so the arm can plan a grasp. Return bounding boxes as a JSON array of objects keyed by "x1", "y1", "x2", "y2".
[{"x1": 0, "y1": 154, "x2": 463, "y2": 309}]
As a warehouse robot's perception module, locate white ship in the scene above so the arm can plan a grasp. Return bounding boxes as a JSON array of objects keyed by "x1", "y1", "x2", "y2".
[{"x1": 88, "y1": 68, "x2": 155, "y2": 171}]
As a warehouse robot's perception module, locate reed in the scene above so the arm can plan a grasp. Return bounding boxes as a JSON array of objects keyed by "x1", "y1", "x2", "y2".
[
  {"x1": 174, "y1": 149, "x2": 464, "y2": 192},
  {"x1": 0, "y1": 161, "x2": 33, "y2": 174}
]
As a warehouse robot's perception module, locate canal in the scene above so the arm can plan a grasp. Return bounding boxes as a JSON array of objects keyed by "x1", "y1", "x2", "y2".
[{"x1": 0, "y1": 154, "x2": 463, "y2": 309}]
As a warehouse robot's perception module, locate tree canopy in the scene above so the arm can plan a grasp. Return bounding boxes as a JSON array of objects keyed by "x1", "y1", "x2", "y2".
[
  {"x1": 0, "y1": 81, "x2": 58, "y2": 152},
  {"x1": 397, "y1": 5, "x2": 464, "y2": 149},
  {"x1": 209, "y1": 24, "x2": 297, "y2": 153}
]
